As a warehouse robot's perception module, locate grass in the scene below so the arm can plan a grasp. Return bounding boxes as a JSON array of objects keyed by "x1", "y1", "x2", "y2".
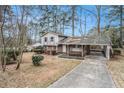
[
  {"x1": 107, "y1": 49, "x2": 124, "y2": 88},
  {"x1": 0, "y1": 52, "x2": 81, "y2": 88}
]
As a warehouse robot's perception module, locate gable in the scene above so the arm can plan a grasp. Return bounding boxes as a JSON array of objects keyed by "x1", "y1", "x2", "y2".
[
  {"x1": 41, "y1": 32, "x2": 59, "y2": 37},
  {"x1": 41, "y1": 31, "x2": 64, "y2": 37}
]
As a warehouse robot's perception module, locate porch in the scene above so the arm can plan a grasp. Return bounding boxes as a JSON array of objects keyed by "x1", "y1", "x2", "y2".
[
  {"x1": 58, "y1": 45, "x2": 90, "y2": 60},
  {"x1": 59, "y1": 44, "x2": 111, "y2": 60}
]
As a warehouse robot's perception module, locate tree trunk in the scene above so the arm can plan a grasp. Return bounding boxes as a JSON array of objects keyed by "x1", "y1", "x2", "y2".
[
  {"x1": 96, "y1": 5, "x2": 101, "y2": 34},
  {"x1": 72, "y1": 6, "x2": 75, "y2": 36},
  {"x1": 16, "y1": 6, "x2": 25, "y2": 70},
  {"x1": 84, "y1": 15, "x2": 86, "y2": 36},
  {"x1": 63, "y1": 18, "x2": 65, "y2": 34},
  {"x1": 0, "y1": 6, "x2": 7, "y2": 72},
  {"x1": 120, "y1": 5, "x2": 123, "y2": 48}
]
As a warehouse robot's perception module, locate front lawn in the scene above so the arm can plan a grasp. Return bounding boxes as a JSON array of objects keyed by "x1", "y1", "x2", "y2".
[
  {"x1": 0, "y1": 53, "x2": 81, "y2": 88},
  {"x1": 107, "y1": 49, "x2": 124, "y2": 88}
]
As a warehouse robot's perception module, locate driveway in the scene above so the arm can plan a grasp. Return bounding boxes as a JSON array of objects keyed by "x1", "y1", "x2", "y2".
[{"x1": 49, "y1": 54, "x2": 115, "y2": 88}]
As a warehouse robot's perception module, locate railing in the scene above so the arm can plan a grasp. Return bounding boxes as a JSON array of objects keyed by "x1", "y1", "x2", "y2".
[{"x1": 69, "y1": 51, "x2": 82, "y2": 57}]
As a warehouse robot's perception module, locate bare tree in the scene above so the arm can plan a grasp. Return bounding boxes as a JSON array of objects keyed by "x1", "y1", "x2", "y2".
[
  {"x1": 96, "y1": 5, "x2": 101, "y2": 34},
  {"x1": 15, "y1": 6, "x2": 31, "y2": 69},
  {"x1": 120, "y1": 5, "x2": 123, "y2": 47},
  {"x1": 72, "y1": 6, "x2": 76, "y2": 36},
  {"x1": 81, "y1": 6, "x2": 101, "y2": 34},
  {"x1": 0, "y1": 6, "x2": 9, "y2": 71}
]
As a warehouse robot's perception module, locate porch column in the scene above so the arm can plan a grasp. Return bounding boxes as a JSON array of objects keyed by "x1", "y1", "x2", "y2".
[
  {"x1": 50, "y1": 47, "x2": 52, "y2": 55},
  {"x1": 66, "y1": 45, "x2": 69, "y2": 55},
  {"x1": 106, "y1": 45, "x2": 110, "y2": 60},
  {"x1": 83, "y1": 45, "x2": 86, "y2": 56},
  {"x1": 81, "y1": 45, "x2": 84, "y2": 57},
  {"x1": 56, "y1": 46, "x2": 58, "y2": 53}
]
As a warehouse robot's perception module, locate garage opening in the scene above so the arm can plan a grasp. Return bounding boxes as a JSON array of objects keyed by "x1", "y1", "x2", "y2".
[{"x1": 89, "y1": 45, "x2": 104, "y2": 56}]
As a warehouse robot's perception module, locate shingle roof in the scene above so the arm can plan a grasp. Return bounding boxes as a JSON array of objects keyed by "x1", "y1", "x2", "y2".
[
  {"x1": 80, "y1": 34, "x2": 111, "y2": 45},
  {"x1": 59, "y1": 37, "x2": 81, "y2": 44},
  {"x1": 59, "y1": 33, "x2": 111, "y2": 45},
  {"x1": 41, "y1": 31, "x2": 63, "y2": 37}
]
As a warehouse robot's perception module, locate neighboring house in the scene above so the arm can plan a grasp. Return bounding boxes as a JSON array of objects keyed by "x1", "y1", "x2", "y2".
[
  {"x1": 41, "y1": 32, "x2": 112, "y2": 60},
  {"x1": 32, "y1": 43, "x2": 42, "y2": 48}
]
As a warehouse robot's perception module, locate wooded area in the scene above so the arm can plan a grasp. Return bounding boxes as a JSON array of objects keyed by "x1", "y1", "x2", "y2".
[{"x1": 0, "y1": 5, "x2": 124, "y2": 71}]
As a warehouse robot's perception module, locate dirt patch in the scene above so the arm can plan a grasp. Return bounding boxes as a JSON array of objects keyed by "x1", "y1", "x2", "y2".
[
  {"x1": 107, "y1": 50, "x2": 124, "y2": 88},
  {"x1": 0, "y1": 52, "x2": 81, "y2": 88}
]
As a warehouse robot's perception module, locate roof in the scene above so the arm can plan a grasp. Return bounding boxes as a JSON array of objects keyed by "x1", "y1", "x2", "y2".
[
  {"x1": 59, "y1": 33, "x2": 111, "y2": 45},
  {"x1": 59, "y1": 37, "x2": 81, "y2": 45},
  {"x1": 32, "y1": 43, "x2": 42, "y2": 47},
  {"x1": 41, "y1": 31, "x2": 65, "y2": 37},
  {"x1": 80, "y1": 34, "x2": 111, "y2": 45}
]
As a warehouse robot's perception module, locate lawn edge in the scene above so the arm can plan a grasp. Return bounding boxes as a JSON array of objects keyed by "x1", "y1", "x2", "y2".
[
  {"x1": 48, "y1": 61, "x2": 82, "y2": 88},
  {"x1": 106, "y1": 61, "x2": 117, "y2": 88}
]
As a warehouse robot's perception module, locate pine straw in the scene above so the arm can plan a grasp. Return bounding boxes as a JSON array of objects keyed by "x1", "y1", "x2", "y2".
[
  {"x1": 107, "y1": 54, "x2": 124, "y2": 88},
  {"x1": 0, "y1": 52, "x2": 81, "y2": 88}
]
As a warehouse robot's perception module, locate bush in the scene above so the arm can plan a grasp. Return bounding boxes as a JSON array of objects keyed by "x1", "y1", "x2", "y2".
[
  {"x1": 112, "y1": 45, "x2": 119, "y2": 48},
  {"x1": 1, "y1": 48, "x2": 20, "y2": 65},
  {"x1": 32, "y1": 55, "x2": 44, "y2": 66},
  {"x1": 35, "y1": 46, "x2": 43, "y2": 49},
  {"x1": 33, "y1": 46, "x2": 44, "y2": 54},
  {"x1": 33, "y1": 49, "x2": 42, "y2": 53},
  {"x1": 6, "y1": 49, "x2": 19, "y2": 60},
  {"x1": 113, "y1": 49, "x2": 121, "y2": 55}
]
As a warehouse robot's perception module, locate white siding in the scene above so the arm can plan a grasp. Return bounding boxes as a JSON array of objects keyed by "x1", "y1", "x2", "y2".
[
  {"x1": 62, "y1": 45, "x2": 66, "y2": 53},
  {"x1": 41, "y1": 33, "x2": 59, "y2": 46}
]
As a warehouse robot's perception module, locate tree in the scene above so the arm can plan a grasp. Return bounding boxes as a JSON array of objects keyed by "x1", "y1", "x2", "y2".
[
  {"x1": 120, "y1": 5, "x2": 123, "y2": 47},
  {"x1": 72, "y1": 5, "x2": 76, "y2": 36},
  {"x1": 15, "y1": 6, "x2": 32, "y2": 69},
  {"x1": 59, "y1": 6, "x2": 71, "y2": 35},
  {"x1": 80, "y1": 6, "x2": 102, "y2": 34},
  {"x1": 0, "y1": 5, "x2": 12, "y2": 71},
  {"x1": 96, "y1": 5, "x2": 101, "y2": 34},
  {"x1": 0, "y1": 6, "x2": 6, "y2": 71},
  {"x1": 108, "y1": 5, "x2": 124, "y2": 47}
]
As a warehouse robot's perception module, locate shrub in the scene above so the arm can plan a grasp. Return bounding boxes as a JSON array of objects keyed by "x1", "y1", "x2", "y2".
[
  {"x1": 33, "y1": 49, "x2": 42, "y2": 53},
  {"x1": 32, "y1": 55, "x2": 44, "y2": 66},
  {"x1": 1, "y1": 48, "x2": 20, "y2": 65},
  {"x1": 113, "y1": 49, "x2": 121, "y2": 55},
  {"x1": 112, "y1": 45, "x2": 119, "y2": 48},
  {"x1": 36, "y1": 46, "x2": 43, "y2": 49},
  {"x1": 33, "y1": 46, "x2": 44, "y2": 54},
  {"x1": 7, "y1": 50, "x2": 19, "y2": 57},
  {"x1": 6, "y1": 49, "x2": 19, "y2": 60}
]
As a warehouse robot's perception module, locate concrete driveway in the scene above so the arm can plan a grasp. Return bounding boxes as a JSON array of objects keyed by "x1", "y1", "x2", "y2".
[{"x1": 49, "y1": 54, "x2": 115, "y2": 88}]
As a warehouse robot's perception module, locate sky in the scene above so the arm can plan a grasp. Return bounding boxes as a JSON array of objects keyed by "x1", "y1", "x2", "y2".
[
  {"x1": 64, "y1": 5, "x2": 101, "y2": 36},
  {"x1": 11, "y1": 5, "x2": 120, "y2": 38}
]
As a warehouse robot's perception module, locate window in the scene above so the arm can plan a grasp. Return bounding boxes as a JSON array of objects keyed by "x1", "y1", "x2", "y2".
[
  {"x1": 51, "y1": 37, "x2": 54, "y2": 42},
  {"x1": 44, "y1": 37, "x2": 47, "y2": 42}
]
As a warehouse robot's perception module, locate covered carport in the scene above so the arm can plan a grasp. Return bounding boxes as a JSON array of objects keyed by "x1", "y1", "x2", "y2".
[{"x1": 79, "y1": 34, "x2": 113, "y2": 60}]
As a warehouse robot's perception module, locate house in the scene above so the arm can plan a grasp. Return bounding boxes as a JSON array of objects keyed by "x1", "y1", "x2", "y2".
[
  {"x1": 41, "y1": 31, "x2": 112, "y2": 60},
  {"x1": 32, "y1": 43, "x2": 42, "y2": 48},
  {"x1": 41, "y1": 32, "x2": 68, "y2": 55}
]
